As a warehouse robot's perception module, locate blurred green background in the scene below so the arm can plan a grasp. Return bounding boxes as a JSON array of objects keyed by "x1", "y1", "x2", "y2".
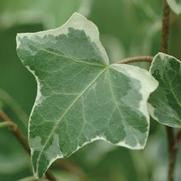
[{"x1": 0, "y1": 0, "x2": 181, "y2": 180}]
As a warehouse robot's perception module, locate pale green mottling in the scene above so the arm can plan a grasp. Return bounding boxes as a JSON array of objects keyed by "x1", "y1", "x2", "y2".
[
  {"x1": 16, "y1": 13, "x2": 158, "y2": 178},
  {"x1": 149, "y1": 52, "x2": 181, "y2": 127}
]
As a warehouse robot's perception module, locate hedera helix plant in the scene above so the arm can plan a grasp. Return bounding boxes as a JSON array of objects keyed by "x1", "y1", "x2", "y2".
[
  {"x1": 16, "y1": 13, "x2": 158, "y2": 178},
  {"x1": 0, "y1": 0, "x2": 180, "y2": 181}
]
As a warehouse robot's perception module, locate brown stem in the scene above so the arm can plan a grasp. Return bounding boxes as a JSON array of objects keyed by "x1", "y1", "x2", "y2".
[
  {"x1": 0, "y1": 89, "x2": 28, "y2": 130},
  {"x1": 174, "y1": 130, "x2": 181, "y2": 147},
  {"x1": 0, "y1": 111, "x2": 57, "y2": 181},
  {"x1": 160, "y1": 0, "x2": 177, "y2": 181},
  {"x1": 55, "y1": 159, "x2": 87, "y2": 180},
  {"x1": 45, "y1": 172, "x2": 57, "y2": 181},
  {"x1": 117, "y1": 56, "x2": 153, "y2": 64},
  {"x1": 166, "y1": 127, "x2": 176, "y2": 181},
  {"x1": 166, "y1": 129, "x2": 181, "y2": 181},
  {"x1": 160, "y1": 0, "x2": 170, "y2": 53},
  {"x1": 0, "y1": 111, "x2": 30, "y2": 153}
]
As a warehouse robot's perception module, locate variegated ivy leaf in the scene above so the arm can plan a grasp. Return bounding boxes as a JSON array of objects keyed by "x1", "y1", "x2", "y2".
[
  {"x1": 149, "y1": 53, "x2": 181, "y2": 127},
  {"x1": 16, "y1": 13, "x2": 158, "y2": 178},
  {"x1": 167, "y1": 0, "x2": 181, "y2": 14}
]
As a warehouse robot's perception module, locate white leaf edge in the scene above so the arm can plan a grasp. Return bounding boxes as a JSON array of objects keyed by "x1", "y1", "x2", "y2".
[
  {"x1": 167, "y1": 0, "x2": 181, "y2": 14},
  {"x1": 148, "y1": 52, "x2": 181, "y2": 128},
  {"x1": 16, "y1": 13, "x2": 159, "y2": 178},
  {"x1": 16, "y1": 12, "x2": 109, "y2": 64}
]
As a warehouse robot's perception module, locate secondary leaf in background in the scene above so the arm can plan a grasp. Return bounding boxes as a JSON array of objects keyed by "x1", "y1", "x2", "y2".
[
  {"x1": 143, "y1": 129, "x2": 181, "y2": 181},
  {"x1": 16, "y1": 13, "x2": 158, "y2": 178},
  {"x1": 0, "y1": 137, "x2": 29, "y2": 175},
  {"x1": 149, "y1": 53, "x2": 181, "y2": 127},
  {"x1": 90, "y1": 0, "x2": 162, "y2": 57},
  {"x1": 167, "y1": 0, "x2": 181, "y2": 14},
  {"x1": 0, "y1": 89, "x2": 28, "y2": 135},
  {"x1": 0, "y1": 90, "x2": 31, "y2": 181},
  {"x1": 0, "y1": 101, "x2": 3, "y2": 111},
  {"x1": 72, "y1": 141, "x2": 149, "y2": 181},
  {"x1": 19, "y1": 176, "x2": 48, "y2": 181},
  {"x1": 101, "y1": 35, "x2": 125, "y2": 63},
  {"x1": 0, "y1": 0, "x2": 92, "y2": 29}
]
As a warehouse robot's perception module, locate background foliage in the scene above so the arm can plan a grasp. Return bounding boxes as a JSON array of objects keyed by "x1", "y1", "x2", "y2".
[{"x1": 0, "y1": 0, "x2": 181, "y2": 180}]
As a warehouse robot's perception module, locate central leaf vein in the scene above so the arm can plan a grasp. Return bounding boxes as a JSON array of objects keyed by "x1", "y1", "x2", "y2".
[{"x1": 35, "y1": 67, "x2": 108, "y2": 172}]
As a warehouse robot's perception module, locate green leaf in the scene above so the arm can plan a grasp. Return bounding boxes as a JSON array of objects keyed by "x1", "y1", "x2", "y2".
[
  {"x1": 16, "y1": 13, "x2": 158, "y2": 178},
  {"x1": 19, "y1": 176, "x2": 48, "y2": 181},
  {"x1": 167, "y1": 0, "x2": 181, "y2": 14},
  {"x1": 90, "y1": 0, "x2": 162, "y2": 57},
  {"x1": 72, "y1": 141, "x2": 149, "y2": 181},
  {"x1": 0, "y1": 129, "x2": 30, "y2": 175},
  {"x1": 0, "y1": 0, "x2": 92, "y2": 28},
  {"x1": 0, "y1": 89, "x2": 28, "y2": 135},
  {"x1": 0, "y1": 91, "x2": 30, "y2": 177},
  {"x1": 0, "y1": 101, "x2": 3, "y2": 111},
  {"x1": 149, "y1": 52, "x2": 181, "y2": 127}
]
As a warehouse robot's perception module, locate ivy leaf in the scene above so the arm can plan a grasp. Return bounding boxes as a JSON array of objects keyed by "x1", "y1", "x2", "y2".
[
  {"x1": 16, "y1": 13, "x2": 158, "y2": 178},
  {"x1": 167, "y1": 0, "x2": 181, "y2": 14},
  {"x1": 149, "y1": 53, "x2": 181, "y2": 127}
]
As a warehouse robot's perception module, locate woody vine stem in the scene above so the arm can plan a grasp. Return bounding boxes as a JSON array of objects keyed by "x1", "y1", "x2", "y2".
[
  {"x1": 0, "y1": 111, "x2": 57, "y2": 181},
  {"x1": 160, "y1": 0, "x2": 180, "y2": 181},
  {"x1": 118, "y1": 0, "x2": 181, "y2": 180}
]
